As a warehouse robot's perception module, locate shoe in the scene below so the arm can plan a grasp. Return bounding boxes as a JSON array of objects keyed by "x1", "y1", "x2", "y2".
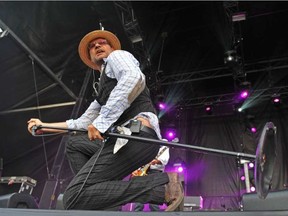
[{"x1": 164, "y1": 172, "x2": 184, "y2": 211}]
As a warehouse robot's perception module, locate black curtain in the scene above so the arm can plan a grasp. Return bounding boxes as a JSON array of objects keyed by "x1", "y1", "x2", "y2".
[{"x1": 175, "y1": 100, "x2": 288, "y2": 210}]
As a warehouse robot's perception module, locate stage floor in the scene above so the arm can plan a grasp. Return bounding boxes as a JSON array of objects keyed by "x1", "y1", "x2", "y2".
[{"x1": 1, "y1": 208, "x2": 288, "y2": 216}]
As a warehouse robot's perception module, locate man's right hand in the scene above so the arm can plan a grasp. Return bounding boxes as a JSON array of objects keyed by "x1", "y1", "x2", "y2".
[
  {"x1": 27, "y1": 118, "x2": 43, "y2": 134},
  {"x1": 87, "y1": 124, "x2": 104, "y2": 141}
]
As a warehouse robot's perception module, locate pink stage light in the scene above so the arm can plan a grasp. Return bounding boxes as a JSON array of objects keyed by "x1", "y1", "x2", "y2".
[
  {"x1": 177, "y1": 166, "x2": 184, "y2": 173},
  {"x1": 251, "y1": 127, "x2": 257, "y2": 133},
  {"x1": 240, "y1": 90, "x2": 249, "y2": 99},
  {"x1": 165, "y1": 130, "x2": 176, "y2": 141},
  {"x1": 249, "y1": 162, "x2": 254, "y2": 168},
  {"x1": 158, "y1": 102, "x2": 167, "y2": 110},
  {"x1": 250, "y1": 186, "x2": 256, "y2": 192}
]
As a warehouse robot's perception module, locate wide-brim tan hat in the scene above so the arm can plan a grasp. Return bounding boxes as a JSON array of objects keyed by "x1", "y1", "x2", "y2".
[{"x1": 78, "y1": 30, "x2": 121, "y2": 70}]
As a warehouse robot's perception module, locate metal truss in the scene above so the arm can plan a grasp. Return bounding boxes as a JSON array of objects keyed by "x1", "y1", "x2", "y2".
[
  {"x1": 113, "y1": 1, "x2": 154, "y2": 78},
  {"x1": 160, "y1": 56, "x2": 288, "y2": 86},
  {"x1": 181, "y1": 85, "x2": 288, "y2": 108}
]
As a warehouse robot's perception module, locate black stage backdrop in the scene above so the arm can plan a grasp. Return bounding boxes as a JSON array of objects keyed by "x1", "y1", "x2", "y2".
[{"x1": 171, "y1": 99, "x2": 288, "y2": 210}]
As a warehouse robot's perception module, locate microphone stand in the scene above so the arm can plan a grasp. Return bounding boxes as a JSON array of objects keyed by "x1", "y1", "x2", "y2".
[{"x1": 32, "y1": 125, "x2": 256, "y2": 159}]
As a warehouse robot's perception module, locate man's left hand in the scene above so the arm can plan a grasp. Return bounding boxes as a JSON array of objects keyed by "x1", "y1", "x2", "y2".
[{"x1": 88, "y1": 124, "x2": 104, "y2": 141}]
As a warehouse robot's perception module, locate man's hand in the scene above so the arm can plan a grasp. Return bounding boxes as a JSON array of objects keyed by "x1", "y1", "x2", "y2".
[
  {"x1": 88, "y1": 124, "x2": 104, "y2": 141},
  {"x1": 27, "y1": 118, "x2": 43, "y2": 134},
  {"x1": 150, "y1": 159, "x2": 162, "y2": 165}
]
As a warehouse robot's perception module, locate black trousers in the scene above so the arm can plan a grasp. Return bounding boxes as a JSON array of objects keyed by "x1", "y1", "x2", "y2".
[{"x1": 62, "y1": 130, "x2": 169, "y2": 210}]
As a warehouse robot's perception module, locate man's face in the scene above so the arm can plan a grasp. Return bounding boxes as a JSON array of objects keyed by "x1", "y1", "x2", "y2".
[{"x1": 88, "y1": 38, "x2": 114, "y2": 63}]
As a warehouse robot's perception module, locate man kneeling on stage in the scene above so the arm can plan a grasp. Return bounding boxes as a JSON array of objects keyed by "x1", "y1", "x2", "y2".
[{"x1": 27, "y1": 29, "x2": 184, "y2": 211}]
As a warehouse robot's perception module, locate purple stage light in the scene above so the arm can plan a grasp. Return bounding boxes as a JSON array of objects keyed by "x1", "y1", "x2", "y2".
[
  {"x1": 273, "y1": 98, "x2": 280, "y2": 103},
  {"x1": 251, "y1": 127, "x2": 257, "y2": 133},
  {"x1": 205, "y1": 104, "x2": 213, "y2": 115},
  {"x1": 249, "y1": 162, "x2": 254, "y2": 168},
  {"x1": 177, "y1": 166, "x2": 184, "y2": 173},
  {"x1": 158, "y1": 102, "x2": 166, "y2": 110},
  {"x1": 206, "y1": 106, "x2": 211, "y2": 111},
  {"x1": 165, "y1": 130, "x2": 176, "y2": 141},
  {"x1": 250, "y1": 186, "x2": 256, "y2": 192},
  {"x1": 173, "y1": 163, "x2": 184, "y2": 173},
  {"x1": 240, "y1": 90, "x2": 249, "y2": 99},
  {"x1": 240, "y1": 175, "x2": 245, "y2": 181}
]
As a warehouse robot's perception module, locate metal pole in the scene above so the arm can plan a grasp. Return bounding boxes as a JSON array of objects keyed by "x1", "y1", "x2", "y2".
[
  {"x1": 34, "y1": 126, "x2": 256, "y2": 160},
  {"x1": 0, "y1": 19, "x2": 77, "y2": 100}
]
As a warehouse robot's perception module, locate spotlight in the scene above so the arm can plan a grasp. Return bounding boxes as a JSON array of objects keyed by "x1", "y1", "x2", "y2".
[
  {"x1": 248, "y1": 162, "x2": 254, "y2": 168},
  {"x1": 156, "y1": 94, "x2": 168, "y2": 111},
  {"x1": 233, "y1": 103, "x2": 243, "y2": 112},
  {"x1": 177, "y1": 166, "x2": 184, "y2": 172},
  {"x1": 204, "y1": 103, "x2": 213, "y2": 115},
  {"x1": 238, "y1": 81, "x2": 251, "y2": 101},
  {"x1": 165, "y1": 129, "x2": 177, "y2": 141},
  {"x1": 250, "y1": 186, "x2": 256, "y2": 192},
  {"x1": 158, "y1": 102, "x2": 167, "y2": 110},
  {"x1": 240, "y1": 90, "x2": 249, "y2": 99},
  {"x1": 250, "y1": 127, "x2": 257, "y2": 133},
  {"x1": 129, "y1": 35, "x2": 143, "y2": 44},
  {"x1": 271, "y1": 94, "x2": 281, "y2": 106},
  {"x1": 173, "y1": 163, "x2": 184, "y2": 173},
  {"x1": 224, "y1": 50, "x2": 239, "y2": 66},
  {"x1": 240, "y1": 175, "x2": 245, "y2": 181}
]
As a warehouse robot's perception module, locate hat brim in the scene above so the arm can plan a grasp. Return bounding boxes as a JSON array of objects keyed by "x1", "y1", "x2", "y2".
[{"x1": 78, "y1": 30, "x2": 121, "y2": 70}]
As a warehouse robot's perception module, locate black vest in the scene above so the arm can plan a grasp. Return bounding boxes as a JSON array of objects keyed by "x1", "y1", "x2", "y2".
[{"x1": 95, "y1": 69, "x2": 156, "y2": 126}]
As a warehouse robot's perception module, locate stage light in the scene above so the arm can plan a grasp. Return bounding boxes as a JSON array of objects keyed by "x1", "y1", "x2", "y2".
[
  {"x1": 204, "y1": 103, "x2": 213, "y2": 115},
  {"x1": 165, "y1": 129, "x2": 176, "y2": 141},
  {"x1": 177, "y1": 166, "x2": 184, "y2": 173},
  {"x1": 271, "y1": 94, "x2": 281, "y2": 106},
  {"x1": 224, "y1": 50, "x2": 239, "y2": 66},
  {"x1": 240, "y1": 90, "x2": 249, "y2": 99},
  {"x1": 156, "y1": 94, "x2": 168, "y2": 111},
  {"x1": 240, "y1": 175, "x2": 245, "y2": 181},
  {"x1": 250, "y1": 186, "x2": 256, "y2": 192},
  {"x1": 237, "y1": 81, "x2": 251, "y2": 101},
  {"x1": 173, "y1": 163, "x2": 184, "y2": 173},
  {"x1": 158, "y1": 102, "x2": 167, "y2": 110},
  {"x1": 248, "y1": 162, "x2": 254, "y2": 168},
  {"x1": 232, "y1": 12, "x2": 247, "y2": 22},
  {"x1": 250, "y1": 127, "x2": 257, "y2": 133},
  {"x1": 129, "y1": 35, "x2": 143, "y2": 44}
]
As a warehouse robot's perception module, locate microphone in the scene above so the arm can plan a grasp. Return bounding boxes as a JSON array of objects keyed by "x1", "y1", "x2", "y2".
[{"x1": 31, "y1": 125, "x2": 41, "y2": 136}]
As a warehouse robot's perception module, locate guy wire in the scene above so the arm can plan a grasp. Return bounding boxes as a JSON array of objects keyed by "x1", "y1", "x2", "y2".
[{"x1": 30, "y1": 56, "x2": 51, "y2": 179}]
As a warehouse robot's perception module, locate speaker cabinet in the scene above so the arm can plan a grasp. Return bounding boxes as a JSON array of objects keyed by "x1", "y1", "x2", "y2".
[{"x1": 0, "y1": 193, "x2": 38, "y2": 208}]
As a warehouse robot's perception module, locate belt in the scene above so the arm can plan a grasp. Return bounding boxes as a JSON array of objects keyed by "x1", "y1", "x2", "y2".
[{"x1": 110, "y1": 125, "x2": 157, "y2": 137}]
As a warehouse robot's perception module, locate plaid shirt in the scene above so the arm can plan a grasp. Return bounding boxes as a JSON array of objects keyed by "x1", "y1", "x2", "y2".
[{"x1": 66, "y1": 50, "x2": 161, "y2": 139}]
